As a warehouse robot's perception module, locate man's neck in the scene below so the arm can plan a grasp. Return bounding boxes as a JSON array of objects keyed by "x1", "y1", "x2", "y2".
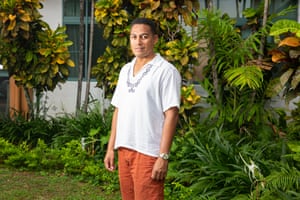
[{"x1": 133, "y1": 54, "x2": 156, "y2": 76}]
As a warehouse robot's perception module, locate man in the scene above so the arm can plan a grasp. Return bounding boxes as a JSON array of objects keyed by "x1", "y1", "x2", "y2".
[{"x1": 104, "y1": 17, "x2": 181, "y2": 200}]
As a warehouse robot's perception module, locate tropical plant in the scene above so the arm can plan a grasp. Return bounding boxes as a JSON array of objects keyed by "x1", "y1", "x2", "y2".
[
  {"x1": 267, "y1": 19, "x2": 300, "y2": 102},
  {"x1": 169, "y1": 121, "x2": 300, "y2": 199},
  {"x1": 170, "y1": 126, "x2": 251, "y2": 199},
  {"x1": 0, "y1": 113, "x2": 53, "y2": 146},
  {"x1": 251, "y1": 166, "x2": 300, "y2": 199},
  {"x1": 178, "y1": 84, "x2": 201, "y2": 135},
  {"x1": 51, "y1": 105, "x2": 111, "y2": 154},
  {"x1": 196, "y1": 6, "x2": 299, "y2": 138},
  {"x1": 0, "y1": 0, "x2": 74, "y2": 118},
  {"x1": 242, "y1": 3, "x2": 296, "y2": 34},
  {"x1": 165, "y1": 5, "x2": 300, "y2": 198},
  {"x1": 0, "y1": 105, "x2": 112, "y2": 162},
  {"x1": 0, "y1": 137, "x2": 19, "y2": 164},
  {"x1": 286, "y1": 101, "x2": 300, "y2": 140},
  {"x1": 197, "y1": 9, "x2": 270, "y2": 129}
]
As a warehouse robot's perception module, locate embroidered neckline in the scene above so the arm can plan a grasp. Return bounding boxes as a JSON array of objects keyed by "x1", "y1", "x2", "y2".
[{"x1": 127, "y1": 63, "x2": 153, "y2": 93}]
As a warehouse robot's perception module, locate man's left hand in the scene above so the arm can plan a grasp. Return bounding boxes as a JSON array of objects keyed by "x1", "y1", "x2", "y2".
[{"x1": 151, "y1": 158, "x2": 168, "y2": 181}]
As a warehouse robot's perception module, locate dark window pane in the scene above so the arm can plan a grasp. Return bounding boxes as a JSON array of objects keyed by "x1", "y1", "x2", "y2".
[
  {"x1": 63, "y1": 0, "x2": 80, "y2": 17},
  {"x1": 0, "y1": 77, "x2": 9, "y2": 115},
  {"x1": 65, "y1": 23, "x2": 108, "y2": 79},
  {"x1": 65, "y1": 24, "x2": 81, "y2": 78},
  {"x1": 90, "y1": 25, "x2": 108, "y2": 67}
]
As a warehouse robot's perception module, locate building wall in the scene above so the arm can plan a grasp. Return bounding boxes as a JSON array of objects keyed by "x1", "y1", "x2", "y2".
[
  {"x1": 39, "y1": 0, "x2": 104, "y2": 116},
  {"x1": 40, "y1": 0, "x2": 63, "y2": 29},
  {"x1": 298, "y1": 0, "x2": 300, "y2": 22}
]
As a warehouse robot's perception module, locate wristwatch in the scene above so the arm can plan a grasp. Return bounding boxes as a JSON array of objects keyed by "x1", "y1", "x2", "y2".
[{"x1": 159, "y1": 153, "x2": 170, "y2": 160}]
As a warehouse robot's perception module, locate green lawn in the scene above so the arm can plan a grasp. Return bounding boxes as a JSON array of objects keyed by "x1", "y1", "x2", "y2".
[{"x1": 0, "y1": 166, "x2": 120, "y2": 200}]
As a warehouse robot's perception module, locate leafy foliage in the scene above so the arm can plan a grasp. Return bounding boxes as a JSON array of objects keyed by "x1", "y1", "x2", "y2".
[
  {"x1": 169, "y1": 123, "x2": 298, "y2": 199},
  {"x1": 0, "y1": 105, "x2": 112, "y2": 160},
  {"x1": 0, "y1": 0, "x2": 74, "y2": 117},
  {"x1": 286, "y1": 101, "x2": 300, "y2": 140},
  {"x1": 0, "y1": 114, "x2": 54, "y2": 146},
  {"x1": 265, "y1": 168, "x2": 300, "y2": 192},
  {"x1": 0, "y1": 0, "x2": 75, "y2": 90},
  {"x1": 197, "y1": 9, "x2": 279, "y2": 132},
  {"x1": 0, "y1": 137, "x2": 119, "y2": 188},
  {"x1": 0, "y1": 137, "x2": 19, "y2": 164},
  {"x1": 269, "y1": 19, "x2": 300, "y2": 37},
  {"x1": 171, "y1": 126, "x2": 251, "y2": 199},
  {"x1": 178, "y1": 84, "x2": 201, "y2": 135},
  {"x1": 92, "y1": 46, "x2": 128, "y2": 97},
  {"x1": 267, "y1": 19, "x2": 300, "y2": 101},
  {"x1": 0, "y1": 106, "x2": 117, "y2": 187},
  {"x1": 224, "y1": 66, "x2": 264, "y2": 90}
]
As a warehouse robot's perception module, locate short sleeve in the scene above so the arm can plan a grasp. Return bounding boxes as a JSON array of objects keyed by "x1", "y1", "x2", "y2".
[{"x1": 160, "y1": 66, "x2": 181, "y2": 112}]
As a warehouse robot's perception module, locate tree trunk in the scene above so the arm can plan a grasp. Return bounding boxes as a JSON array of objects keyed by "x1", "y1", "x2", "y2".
[
  {"x1": 76, "y1": 0, "x2": 85, "y2": 114},
  {"x1": 83, "y1": 0, "x2": 94, "y2": 113},
  {"x1": 205, "y1": 0, "x2": 213, "y2": 9},
  {"x1": 259, "y1": 0, "x2": 269, "y2": 60},
  {"x1": 206, "y1": 0, "x2": 221, "y2": 106}
]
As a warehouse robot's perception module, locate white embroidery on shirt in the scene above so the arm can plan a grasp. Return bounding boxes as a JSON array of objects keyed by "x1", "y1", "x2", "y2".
[{"x1": 126, "y1": 64, "x2": 153, "y2": 93}]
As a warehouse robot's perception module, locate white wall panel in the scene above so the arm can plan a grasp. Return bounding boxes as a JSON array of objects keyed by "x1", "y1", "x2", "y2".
[{"x1": 40, "y1": 0, "x2": 63, "y2": 29}]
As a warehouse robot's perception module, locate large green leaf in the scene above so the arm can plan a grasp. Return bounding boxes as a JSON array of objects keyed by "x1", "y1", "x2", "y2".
[
  {"x1": 224, "y1": 66, "x2": 263, "y2": 90},
  {"x1": 291, "y1": 67, "x2": 300, "y2": 89},
  {"x1": 270, "y1": 19, "x2": 300, "y2": 37},
  {"x1": 280, "y1": 68, "x2": 294, "y2": 87},
  {"x1": 265, "y1": 78, "x2": 283, "y2": 98}
]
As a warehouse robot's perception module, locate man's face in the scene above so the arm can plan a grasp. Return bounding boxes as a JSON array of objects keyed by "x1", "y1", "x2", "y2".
[{"x1": 130, "y1": 24, "x2": 158, "y2": 59}]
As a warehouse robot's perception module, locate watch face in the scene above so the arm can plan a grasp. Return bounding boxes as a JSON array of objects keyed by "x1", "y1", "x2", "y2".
[{"x1": 160, "y1": 153, "x2": 169, "y2": 160}]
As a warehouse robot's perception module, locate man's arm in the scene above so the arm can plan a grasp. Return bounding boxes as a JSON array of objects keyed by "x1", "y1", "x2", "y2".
[
  {"x1": 151, "y1": 106, "x2": 179, "y2": 180},
  {"x1": 104, "y1": 108, "x2": 118, "y2": 171}
]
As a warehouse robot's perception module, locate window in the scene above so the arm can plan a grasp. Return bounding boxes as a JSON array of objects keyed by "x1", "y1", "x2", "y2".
[
  {"x1": 63, "y1": 0, "x2": 108, "y2": 79},
  {"x1": 0, "y1": 66, "x2": 8, "y2": 115}
]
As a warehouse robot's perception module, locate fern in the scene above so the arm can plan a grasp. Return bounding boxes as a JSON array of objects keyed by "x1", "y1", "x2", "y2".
[
  {"x1": 265, "y1": 168, "x2": 300, "y2": 192},
  {"x1": 224, "y1": 65, "x2": 264, "y2": 90}
]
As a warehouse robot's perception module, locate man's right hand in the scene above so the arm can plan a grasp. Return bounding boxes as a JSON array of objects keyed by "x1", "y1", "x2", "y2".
[{"x1": 104, "y1": 150, "x2": 115, "y2": 171}]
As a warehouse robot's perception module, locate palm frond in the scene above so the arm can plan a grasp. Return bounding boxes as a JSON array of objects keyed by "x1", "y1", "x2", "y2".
[{"x1": 224, "y1": 65, "x2": 264, "y2": 90}]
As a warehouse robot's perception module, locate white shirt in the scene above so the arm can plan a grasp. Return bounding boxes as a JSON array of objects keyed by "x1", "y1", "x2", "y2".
[{"x1": 111, "y1": 54, "x2": 181, "y2": 157}]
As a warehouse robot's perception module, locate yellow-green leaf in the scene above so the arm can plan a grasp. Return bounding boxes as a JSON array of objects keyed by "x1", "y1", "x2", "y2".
[
  {"x1": 66, "y1": 59, "x2": 75, "y2": 67},
  {"x1": 25, "y1": 51, "x2": 33, "y2": 62},
  {"x1": 20, "y1": 14, "x2": 31, "y2": 22},
  {"x1": 19, "y1": 22, "x2": 30, "y2": 31}
]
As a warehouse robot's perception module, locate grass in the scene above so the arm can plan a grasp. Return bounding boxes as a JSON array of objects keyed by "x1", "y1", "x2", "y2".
[{"x1": 0, "y1": 166, "x2": 121, "y2": 200}]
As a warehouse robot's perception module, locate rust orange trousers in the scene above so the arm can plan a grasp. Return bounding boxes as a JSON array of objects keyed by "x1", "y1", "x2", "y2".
[{"x1": 117, "y1": 147, "x2": 164, "y2": 200}]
